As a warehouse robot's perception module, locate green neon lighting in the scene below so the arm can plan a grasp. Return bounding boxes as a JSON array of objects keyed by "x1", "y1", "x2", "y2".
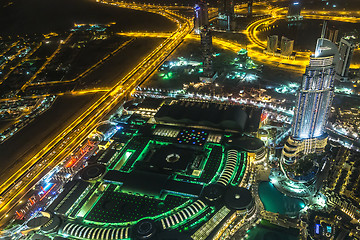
[
  {"x1": 231, "y1": 151, "x2": 247, "y2": 186},
  {"x1": 162, "y1": 72, "x2": 173, "y2": 80},
  {"x1": 113, "y1": 150, "x2": 134, "y2": 171}
]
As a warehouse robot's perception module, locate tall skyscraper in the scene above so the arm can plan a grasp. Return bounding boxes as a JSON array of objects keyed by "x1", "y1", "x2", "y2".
[
  {"x1": 266, "y1": 35, "x2": 278, "y2": 54},
  {"x1": 194, "y1": 0, "x2": 209, "y2": 35},
  {"x1": 282, "y1": 37, "x2": 338, "y2": 166},
  {"x1": 218, "y1": 0, "x2": 235, "y2": 30},
  {"x1": 280, "y1": 36, "x2": 294, "y2": 57},
  {"x1": 195, "y1": 0, "x2": 213, "y2": 78},
  {"x1": 247, "y1": 0, "x2": 253, "y2": 17},
  {"x1": 336, "y1": 36, "x2": 357, "y2": 81},
  {"x1": 201, "y1": 25, "x2": 213, "y2": 78}
]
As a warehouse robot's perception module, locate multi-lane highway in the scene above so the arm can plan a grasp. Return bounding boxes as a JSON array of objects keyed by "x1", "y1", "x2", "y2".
[
  {"x1": 0, "y1": 3, "x2": 193, "y2": 229},
  {"x1": 2, "y1": 0, "x2": 360, "y2": 231},
  {"x1": 23, "y1": 38, "x2": 135, "y2": 88}
]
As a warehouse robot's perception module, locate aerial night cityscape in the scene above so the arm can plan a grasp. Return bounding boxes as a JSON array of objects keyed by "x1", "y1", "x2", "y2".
[{"x1": 1, "y1": 0, "x2": 360, "y2": 240}]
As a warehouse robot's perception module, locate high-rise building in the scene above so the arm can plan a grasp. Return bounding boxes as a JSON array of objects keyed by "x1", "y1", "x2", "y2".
[
  {"x1": 201, "y1": 25, "x2": 213, "y2": 77},
  {"x1": 247, "y1": 0, "x2": 253, "y2": 17},
  {"x1": 336, "y1": 36, "x2": 357, "y2": 81},
  {"x1": 218, "y1": 0, "x2": 234, "y2": 18},
  {"x1": 326, "y1": 27, "x2": 339, "y2": 43},
  {"x1": 282, "y1": 37, "x2": 338, "y2": 167},
  {"x1": 194, "y1": 0, "x2": 209, "y2": 34},
  {"x1": 280, "y1": 36, "x2": 294, "y2": 57},
  {"x1": 266, "y1": 35, "x2": 278, "y2": 54},
  {"x1": 195, "y1": 0, "x2": 213, "y2": 78},
  {"x1": 218, "y1": 0, "x2": 235, "y2": 30},
  {"x1": 287, "y1": 1, "x2": 302, "y2": 21}
]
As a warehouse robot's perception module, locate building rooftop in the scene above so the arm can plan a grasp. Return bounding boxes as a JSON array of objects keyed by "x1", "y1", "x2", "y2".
[
  {"x1": 137, "y1": 97, "x2": 164, "y2": 110},
  {"x1": 155, "y1": 100, "x2": 261, "y2": 132}
]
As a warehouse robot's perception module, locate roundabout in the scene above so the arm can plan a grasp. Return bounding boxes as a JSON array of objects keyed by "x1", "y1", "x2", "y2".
[{"x1": 242, "y1": 8, "x2": 360, "y2": 71}]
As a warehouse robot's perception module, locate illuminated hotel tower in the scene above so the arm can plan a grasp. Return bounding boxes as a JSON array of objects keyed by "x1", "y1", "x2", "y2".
[{"x1": 282, "y1": 26, "x2": 338, "y2": 165}]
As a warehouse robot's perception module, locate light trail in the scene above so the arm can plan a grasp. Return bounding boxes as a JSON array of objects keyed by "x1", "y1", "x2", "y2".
[
  {"x1": 116, "y1": 32, "x2": 172, "y2": 38},
  {"x1": 24, "y1": 38, "x2": 134, "y2": 88},
  {"x1": 114, "y1": 7, "x2": 360, "y2": 73},
  {"x1": 187, "y1": 33, "x2": 307, "y2": 73},
  {"x1": 303, "y1": 14, "x2": 360, "y2": 23},
  {"x1": 0, "y1": 3, "x2": 193, "y2": 227},
  {"x1": 242, "y1": 7, "x2": 360, "y2": 71},
  {"x1": 0, "y1": 88, "x2": 110, "y2": 103}
]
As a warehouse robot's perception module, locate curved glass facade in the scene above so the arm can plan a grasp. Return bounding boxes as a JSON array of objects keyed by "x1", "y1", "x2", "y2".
[
  {"x1": 292, "y1": 61, "x2": 335, "y2": 140},
  {"x1": 291, "y1": 38, "x2": 337, "y2": 142}
]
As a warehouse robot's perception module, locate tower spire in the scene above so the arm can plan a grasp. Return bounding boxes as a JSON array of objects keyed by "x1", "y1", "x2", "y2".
[
  {"x1": 321, "y1": 20, "x2": 327, "y2": 39},
  {"x1": 316, "y1": 20, "x2": 328, "y2": 56}
]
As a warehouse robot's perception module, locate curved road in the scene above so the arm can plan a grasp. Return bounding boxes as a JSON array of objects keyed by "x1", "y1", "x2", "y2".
[{"x1": 0, "y1": 2, "x2": 193, "y2": 229}]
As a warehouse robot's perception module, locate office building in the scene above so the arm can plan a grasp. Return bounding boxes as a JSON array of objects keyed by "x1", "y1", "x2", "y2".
[
  {"x1": 282, "y1": 37, "x2": 338, "y2": 166},
  {"x1": 327, "y1": 28, "x2": 339, "y2": 43},
  {"x1": 281, "y1": 36, "x2": 294, "y2": 57},
  {"x1": 201, "y1": 25, "x2": 213, "y2": 78},
  {"x1": 218, "y1": 0, "x2": 235, "y2": 30},
  {"x1": 287, "y1": 1, "x2": 302, "y2": 21},
  {"x1": 248, "y1": 0, "x2": 253, "y2": 17},
  {"x1": 194, "y1": 0, "x2": 209, "y2": 34},
  {"x1": 218, "y1": 0, "x2": 234, "y2": 19},
  {"x1": 336, "y1": 36, "x2": 357, "y2": 81},
  {"x1": 267, "y1": 35, "x2": 278, "y2": 54},
  {"x1": 194, "y1": 0, "x2": 214, "y2": 78}
]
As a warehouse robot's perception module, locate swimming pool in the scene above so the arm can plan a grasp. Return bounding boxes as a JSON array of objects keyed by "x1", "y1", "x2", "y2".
[{"x1": 258, "y1": 181, "x2": 305, "y2": 216}]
